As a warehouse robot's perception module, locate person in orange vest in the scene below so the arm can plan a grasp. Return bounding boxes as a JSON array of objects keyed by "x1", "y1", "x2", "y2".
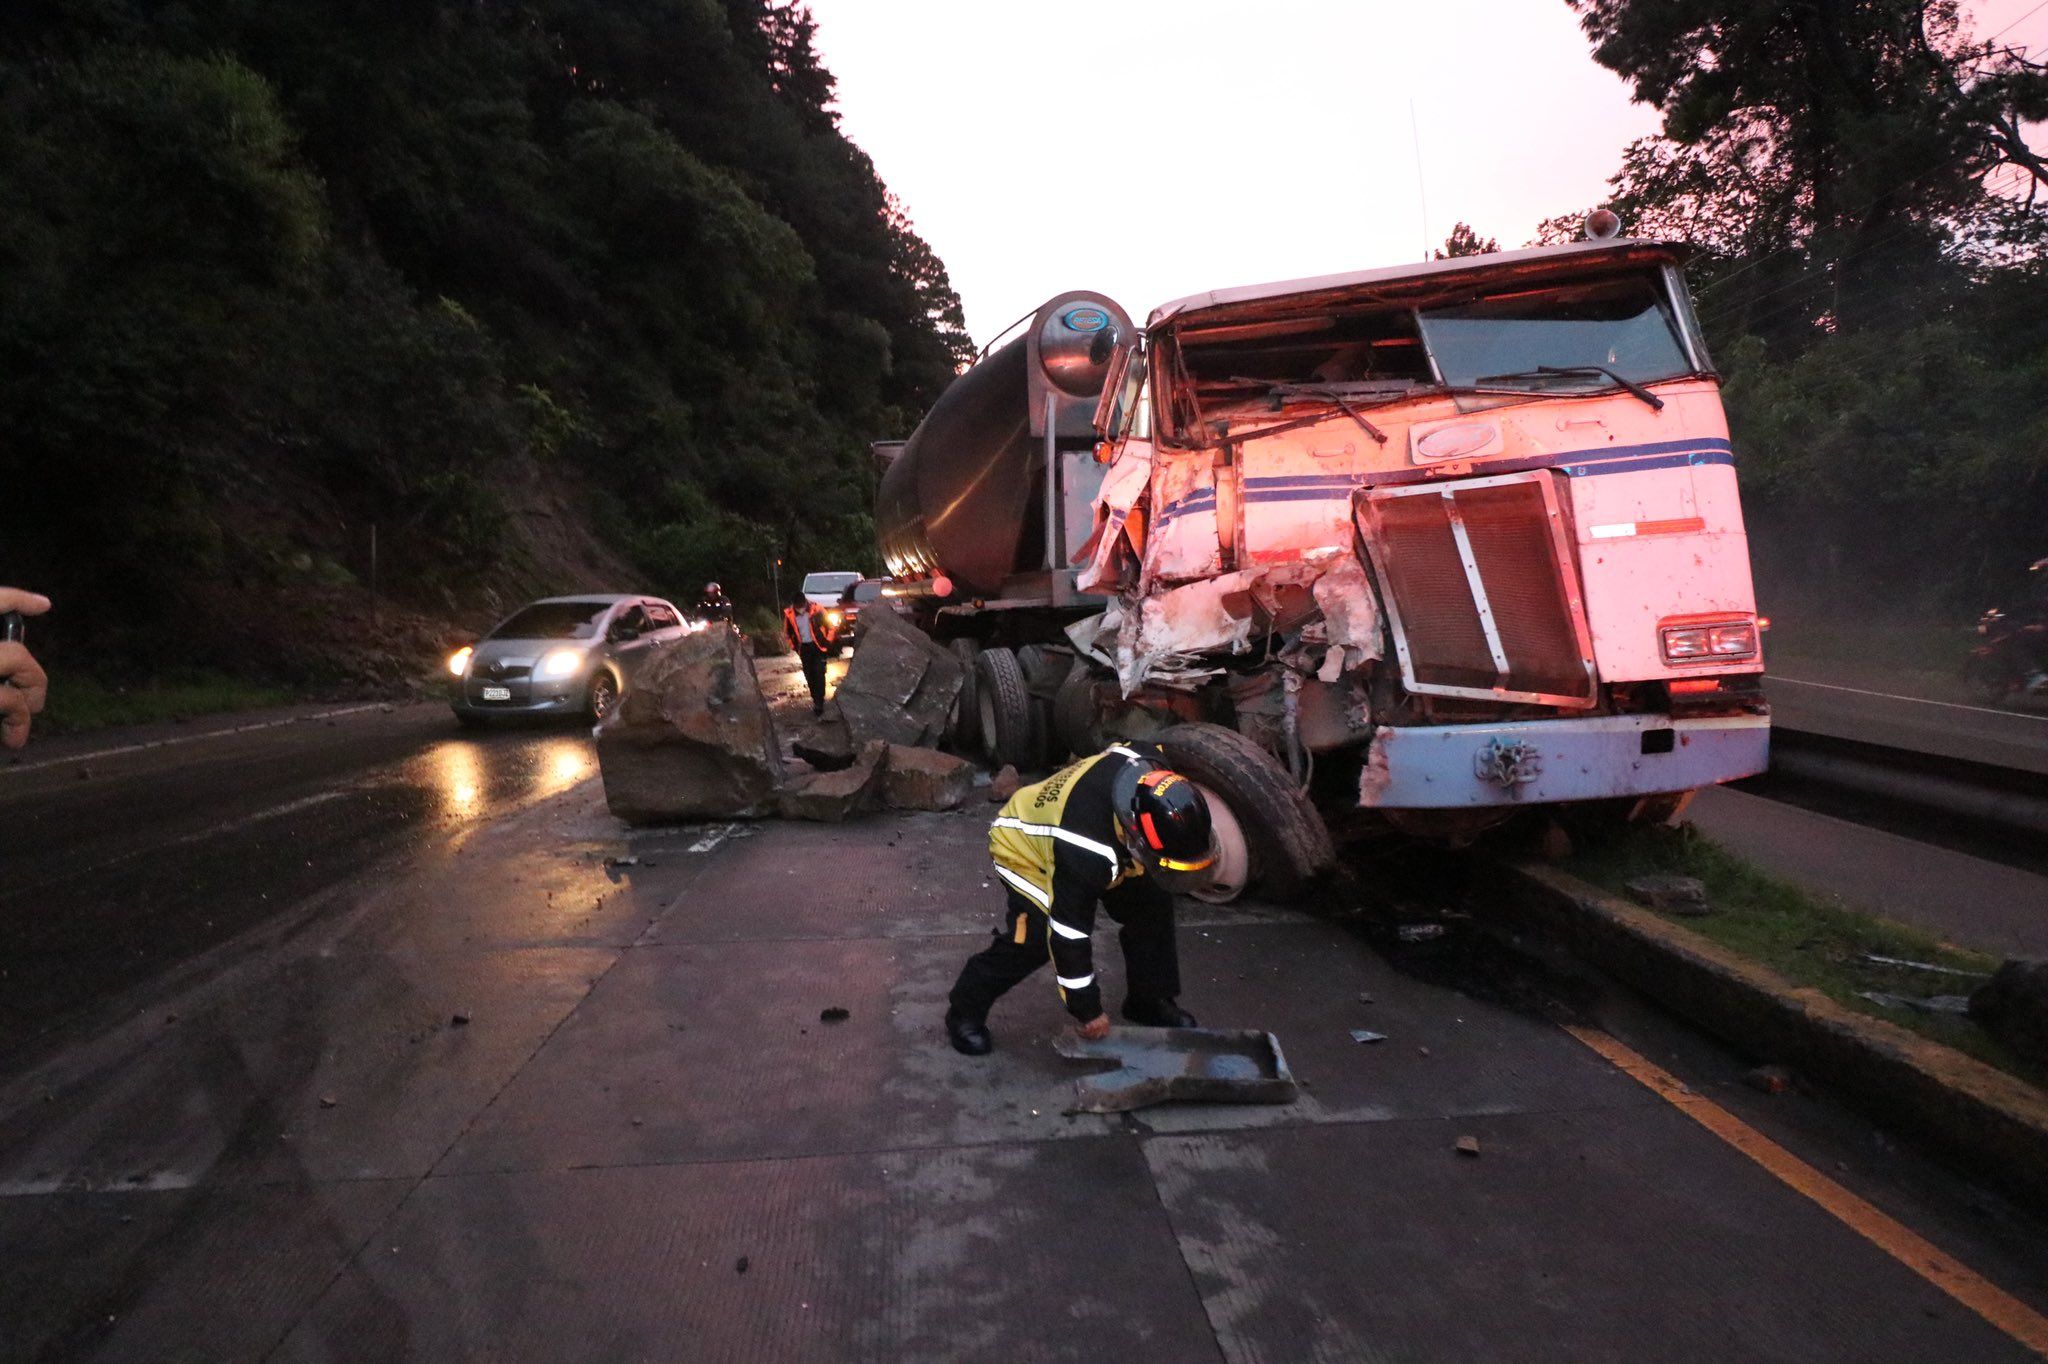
[{"x1": 783, "y1": 591, "x2": 830, "y2": 715}]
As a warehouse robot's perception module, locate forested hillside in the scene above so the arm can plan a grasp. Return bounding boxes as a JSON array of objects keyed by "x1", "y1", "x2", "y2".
[
  {"x1": 1556, "y1": 0, "x2": 2048, "y2": 618},
  {"x1": 0, "y1": 0, "x2": 970, "y2": 682}
]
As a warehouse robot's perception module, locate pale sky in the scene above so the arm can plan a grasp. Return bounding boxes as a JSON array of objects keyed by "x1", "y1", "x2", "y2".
[{"x1": 807, "y1": 0, "x2": 2048, "y2": 346}]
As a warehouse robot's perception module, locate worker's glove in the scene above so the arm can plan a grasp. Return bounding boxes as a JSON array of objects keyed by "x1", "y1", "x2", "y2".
[{"x1": 1076, "y1": 1013, "x2": 1111, "y2": 1041}]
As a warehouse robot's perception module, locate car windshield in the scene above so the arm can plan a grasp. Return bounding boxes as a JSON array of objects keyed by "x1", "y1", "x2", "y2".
[
  {"x1": 846, "y1": 581, "x2": 888, "y2": 603},
  {"x1": 802, "y1": 572, "x2": 860, "y2": 597},
  {"x1": 1418, "y1": 274, "x2": 1692, "y2": 391},
  {"x1": 489, "y1": 600, "x2": 612, "y2": 640}
]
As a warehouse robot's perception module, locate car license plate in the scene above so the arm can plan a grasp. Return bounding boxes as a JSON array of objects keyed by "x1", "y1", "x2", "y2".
[{"x1": 480, "y1": 686, "x2": 512, "y2": 701}]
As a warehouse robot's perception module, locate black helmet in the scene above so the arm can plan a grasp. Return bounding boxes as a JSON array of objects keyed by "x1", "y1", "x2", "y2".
[{"x1": 1116, "y1": 765, "x2": 1215, "y2": 877}]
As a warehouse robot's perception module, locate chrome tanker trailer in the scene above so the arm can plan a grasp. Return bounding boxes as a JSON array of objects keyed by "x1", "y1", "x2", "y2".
[{"x1": 878, "y1": 235, "x2": 1771, "y2": 903}]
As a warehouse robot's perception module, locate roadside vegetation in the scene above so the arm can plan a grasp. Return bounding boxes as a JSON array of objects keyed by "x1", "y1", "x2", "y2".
[
  {"x1": 0, "y1": 0, "x2": 970, "y2": 691},
  {"x1": 1565, "y1": 823, "x2": 2044, "y2": 1090},
  {"x1": 35, "y1": 673, "x2": 297, "y2": 738},
  {"x1": 1548, "y1": 1, "x2": 2048, "y2": 631}
]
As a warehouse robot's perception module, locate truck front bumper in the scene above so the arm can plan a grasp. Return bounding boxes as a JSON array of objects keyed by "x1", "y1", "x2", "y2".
[{"x1": 1359, "y1": 713, "x2": 1770, "y2": 809}]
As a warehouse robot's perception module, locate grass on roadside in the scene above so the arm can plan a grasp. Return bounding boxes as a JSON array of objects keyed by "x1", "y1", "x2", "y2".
[
  {"x1": 1563, "y1": 825, "x2": 2045, "y2": 1090},
  {"x1": 38, "y1": 672, "x2": 297, "y2": 737}
]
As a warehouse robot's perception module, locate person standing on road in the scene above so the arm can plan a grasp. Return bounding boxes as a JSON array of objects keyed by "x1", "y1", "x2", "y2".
[
  {"x1": 783, "y1": 591, "x2": 830, "y2": 716},
  {"x1": 0, "y1": 587, "x2": 52, "y2": 749},
  {"x1": 697, "y1": 582, "x2": 735, "y2": 627},
  {"x1": 945, "y1": 742, "x2": 1215, "y2": 1056}
]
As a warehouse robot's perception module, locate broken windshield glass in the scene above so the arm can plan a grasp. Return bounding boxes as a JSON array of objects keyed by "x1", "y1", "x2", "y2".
[{"x1": 1417, "y1": 274, "x2": 1692, "y2": 391}]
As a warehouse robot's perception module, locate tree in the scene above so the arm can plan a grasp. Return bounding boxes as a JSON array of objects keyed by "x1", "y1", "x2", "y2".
[
  {"x1": 1566, "y1": 0, "x2": 2047, "y2": 334},
  {"x1": 1433, "y1": 222, "x2": 1499, "y2": 259}
]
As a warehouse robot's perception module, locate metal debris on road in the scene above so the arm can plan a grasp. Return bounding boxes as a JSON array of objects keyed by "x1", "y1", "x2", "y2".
[
  {"x1": 1857, "y1": 990, "x2": 1974, "y2": 1015},
  {"x1": 1350, "y1": 1029, "x2": 1387, "y2": 1044},
  {"x1": 1054, "y1": 1027, "x2": 1298, "y2": 1113},
  {"x1": 1861, "y1": 953, "x2": 1991, "y2": 979},
  {"x1": 1396, "y1": 923, "x2": 1445, "y2": 942}
]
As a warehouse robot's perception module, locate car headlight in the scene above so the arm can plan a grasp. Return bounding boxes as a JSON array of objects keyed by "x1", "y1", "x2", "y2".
[
  {"x1": 448, "y1": 646, "x2": 473, "y2": 677},
  {"x1": 825, "y1": 610, "x2": 844, "y2": 627},
  {"x1": 541, "y1": 648, "x2": 585, "y2": 678},
  {"x1": 1660, "y1": 620, "x2": 1758, "y2": 665}
]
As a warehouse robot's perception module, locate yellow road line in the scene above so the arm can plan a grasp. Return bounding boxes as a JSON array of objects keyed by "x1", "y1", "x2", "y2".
[{"x1": 1565, "y1": 1023, "x2": 2048, "y2": 1356}]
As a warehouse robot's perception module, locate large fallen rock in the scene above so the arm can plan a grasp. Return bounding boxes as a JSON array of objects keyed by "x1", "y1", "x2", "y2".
[
  {"x1": 883, "y1": 745, "x2": 975, "y2": 812},
  {"x1": 1971, "y1": 959, "x2": 2048, "y2": 1061},
  {"x1": 778, "y1": 740, "x2": 887, "y2": 822},
  {"x1": 596, "y1": 629, "x2": 782, "y2": 824},
  {"x1": 834, "y1": 609, "x2": 964, "y2": 750}
]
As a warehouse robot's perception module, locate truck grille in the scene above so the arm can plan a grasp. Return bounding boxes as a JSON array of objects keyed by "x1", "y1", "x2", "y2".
[{"x1": 1356, "y1": 472, "x2": 1596, "y2": 707}]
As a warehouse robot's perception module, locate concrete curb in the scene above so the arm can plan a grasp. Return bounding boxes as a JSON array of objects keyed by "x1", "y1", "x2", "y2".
[{"x1": 1499, "y1": 860, "x2": 2048, "y2": 1216}]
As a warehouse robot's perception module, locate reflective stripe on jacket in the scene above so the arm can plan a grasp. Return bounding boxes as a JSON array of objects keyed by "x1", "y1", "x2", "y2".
[{"x1": 987, "y1": 742, "x2": 1162, "y2": 1019}]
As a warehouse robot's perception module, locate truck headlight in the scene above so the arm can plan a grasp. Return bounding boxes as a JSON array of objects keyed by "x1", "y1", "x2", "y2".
[
  {"x1": 1660, "y1": 620, "x2": 1758, "y2": 665},
  {"x1": 448, "y1": 646, "x2": 473, "y2": 677},
  {"x1": 541, "y1": 648, "x2": 584, "y2": 678}
]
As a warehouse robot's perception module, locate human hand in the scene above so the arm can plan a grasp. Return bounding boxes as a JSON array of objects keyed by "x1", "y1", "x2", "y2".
[
  {"x1": 1076, "y1": 1013, "x2": 1110, "y2": 1041},
  {"x1": 0, "y1": 588, "x2": 51, "y2": 750}
]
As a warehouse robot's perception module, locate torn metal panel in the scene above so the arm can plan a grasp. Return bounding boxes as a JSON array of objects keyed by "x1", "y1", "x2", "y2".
[
  {"x1": 1075, "y1": 443, "x2": 1153, "y2": 596},
  {"x1": 1310, "y1": 555, "x2": 1383, "y2": 675},
  {"x1": 1146, "y1": 452, "x2": 1224, "y2": 583}
]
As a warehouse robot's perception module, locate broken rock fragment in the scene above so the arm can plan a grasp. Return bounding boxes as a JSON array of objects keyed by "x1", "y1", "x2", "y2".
[
  {"x1": 883, "y1": 745, "x2": 975, "y2": 811},
  {"x1": 777, "y1": 741, "x2": 886, "y2": 823},
  {"x1": 833, "y1": 609, "x2": 964, "y2": 749},
  {"x1": 1969, "y1": 959, "x2": 2048, "y2": 1061},
  {"x1": 597, "y1": 628, "x2": 782, "y2": 823},
  {"x1": 1625, "y1": 874, "x2": 1711, "y2": 915}
]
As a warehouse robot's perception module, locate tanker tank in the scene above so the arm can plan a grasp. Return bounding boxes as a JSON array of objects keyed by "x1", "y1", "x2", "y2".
[{"x1": 878, "y1": 291, "x2": 1133, "y2": 598}]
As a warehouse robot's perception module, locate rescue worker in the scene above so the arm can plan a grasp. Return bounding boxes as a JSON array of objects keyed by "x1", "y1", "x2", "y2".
[
  {"x1": 783, "y1": 590, "x2": 830, "y2": 715},
  {"x1": 944, "y1": 742, "x2": 1215, "y2": 1056},
  {"x1": 697, "y1": 582, "x2": 735, "y2": 626}
]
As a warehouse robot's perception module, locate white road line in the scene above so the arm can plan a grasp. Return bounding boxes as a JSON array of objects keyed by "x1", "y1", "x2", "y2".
[
  {"x1": 1770, "y1": 675, "x2": 2048, "y2": 723},
  {"x1": 687, "y1": 823, "x2": 740, "y2": 854},
  {"x1": 4, "y1": 703, "x2": 389, "y2": 774}
]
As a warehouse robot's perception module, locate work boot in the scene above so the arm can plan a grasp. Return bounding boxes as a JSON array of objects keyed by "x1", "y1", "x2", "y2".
[
  {"x1": 944, "y1": 1005, "x2": 992, "y2": 1056},
  {"x1": 1122, "y1": 997, "x2": 1197, "y2": 1029}
]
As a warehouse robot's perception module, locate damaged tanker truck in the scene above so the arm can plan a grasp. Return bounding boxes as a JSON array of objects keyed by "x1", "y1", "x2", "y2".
[{"x1": 874, "y1": 232, "x2": 1770, "y2": 902}]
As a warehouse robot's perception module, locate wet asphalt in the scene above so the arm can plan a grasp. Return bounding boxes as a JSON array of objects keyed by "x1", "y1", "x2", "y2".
[{"x1": 0, "y1": 678, "x2": 2044, "y2": 1362}]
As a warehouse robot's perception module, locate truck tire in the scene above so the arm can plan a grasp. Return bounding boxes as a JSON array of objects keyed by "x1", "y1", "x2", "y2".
[
  {"x1": 947, "y1": 638, "x2": 981, "y2": 751},
  {"x1": 1155, "y1": 722, "x2": 1334, "y2": 902},
  {"x1": 1051, "y1": 663, "x2": 1104, "y2": 759},
  {"x1": 1013, "y1": 645, "x2": 1066, "y2": 770},
  {"x1": 975, "y1": 646, "x2": 1034, "y2": 770}
]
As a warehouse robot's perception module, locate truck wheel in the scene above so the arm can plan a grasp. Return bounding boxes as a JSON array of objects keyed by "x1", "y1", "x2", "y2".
[
  {"x1": 947, "y1": 638, "x2": 981, "y2": 751},
  {"x1": 1051, "y1": 663, "x2": 1104, "y2": 758},
  {"x1": 975, "y1": 646, "x2": 1034, "y2": 769},
  {"x1": 1013, "y1": 645, "x2": 1067, "y2": 770},
  {"x1": 1155, "y1": 722, "x2": 1334, "y2": 902}
]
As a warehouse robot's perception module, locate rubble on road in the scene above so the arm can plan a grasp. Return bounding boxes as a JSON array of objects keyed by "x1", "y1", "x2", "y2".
[
  {"x1": 597, "y1": 611, "x2": 992, "y2": 828},
  {"x1": 597, "y1": 627, "x2": 783, "y2": 824},
  {"x1": 1625, "y1": 874, "x2": 1711, "y2": 915},
  {"x1": 988, "y1": 764, "x2": 1021, "y2": 802},
  {"x1": 832, "y1": 607, "x2": 965, "y2": 749},
  {"x1": 777, "y1": 740, "x2": 886, "y2": 823},
  {"x1": 884, "y1": 746, "x2": 975, "y2": 812},
  {"x1": 1745, "y1": 1065, "x2": 1791, "y2": 1095}
]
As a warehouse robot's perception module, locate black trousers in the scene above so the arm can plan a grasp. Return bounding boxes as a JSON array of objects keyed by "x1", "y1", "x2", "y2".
[
  {"x1": 797, "y1": 641, "x2": 828, "y2": 711},
  {"x1": 948, "y1": 881, "x2": 1181, "y2": 1020}
]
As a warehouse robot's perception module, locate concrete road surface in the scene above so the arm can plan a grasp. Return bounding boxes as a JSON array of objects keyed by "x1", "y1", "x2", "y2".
[{"x1": 2, "y1": 698, "x2": 2045, "y2": 1362}]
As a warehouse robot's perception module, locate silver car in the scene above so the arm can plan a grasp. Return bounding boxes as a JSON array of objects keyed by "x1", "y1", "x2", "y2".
[{"x1": 447, "y1": 594, "x2": 691, "y2": 726}]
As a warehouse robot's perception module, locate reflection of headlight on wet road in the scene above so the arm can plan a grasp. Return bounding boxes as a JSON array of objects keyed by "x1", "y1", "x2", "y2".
[
  {"x1": 541, "y1": 648, "x2": 584, "y2": 679},
  {"x1": 433, "y1": 741, "x2": 486, "y2": 817}
]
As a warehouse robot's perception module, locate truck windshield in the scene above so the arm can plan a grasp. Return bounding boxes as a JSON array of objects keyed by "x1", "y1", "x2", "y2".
[{"x1": 1418, "y1": 274, "x2": 1691, "y2": 392}]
